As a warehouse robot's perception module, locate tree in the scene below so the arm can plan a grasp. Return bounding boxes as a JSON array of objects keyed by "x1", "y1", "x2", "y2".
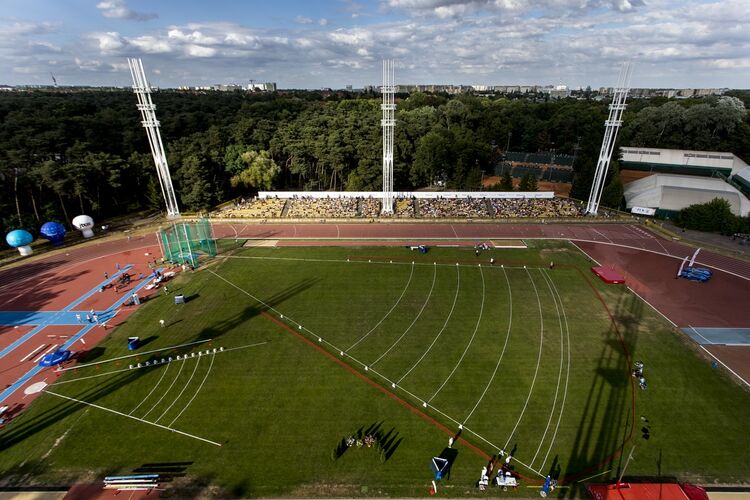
[
  {"x1": 518, "y1": 172, "x2": 537, "y2": 191},
  {"x1": 500, "y1": 170, "x2": 514, "y2": 191},
  {"x1": 230, "y1": 150, "x2": 280, "y2": 191},
  {"x1": 679, "y1": 198, "x2": 747, "y2": 234}
]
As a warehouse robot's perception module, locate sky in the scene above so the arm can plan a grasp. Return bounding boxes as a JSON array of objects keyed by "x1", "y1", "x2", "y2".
[{"x1": 1, "y1": 0, "x2": 749, "y2": 89}]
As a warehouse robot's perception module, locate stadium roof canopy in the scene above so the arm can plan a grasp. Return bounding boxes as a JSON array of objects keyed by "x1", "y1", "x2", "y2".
[
  {"x1": 620, "y1": 147, "x2": 748, "y2": 178},
  {"x1": 623, "y1": 174, "x2": 750, "y2": 216}
]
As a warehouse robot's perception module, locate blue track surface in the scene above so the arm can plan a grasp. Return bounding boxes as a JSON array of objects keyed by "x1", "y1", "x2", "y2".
[
  {"x1": 682, "y1": 327, "x2": 750, "y2": 345},
  {"x1": 0, "y1": 266, "x2": 161, "y2": 404}
]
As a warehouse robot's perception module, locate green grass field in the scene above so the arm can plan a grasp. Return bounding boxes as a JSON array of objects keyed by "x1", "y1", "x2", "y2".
[{"x1": 1, "y1": 241, "x2": 749, "y2": 497}]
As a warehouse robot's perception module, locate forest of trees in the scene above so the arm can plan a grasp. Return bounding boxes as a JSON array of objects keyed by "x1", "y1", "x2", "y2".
[{"x1": 1, "y1": 88, "x2": 748, "y2": 233}]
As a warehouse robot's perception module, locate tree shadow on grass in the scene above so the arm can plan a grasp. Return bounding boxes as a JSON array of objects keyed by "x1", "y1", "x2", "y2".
[
  {"x1": 562, "y1": 286, "x2": 643, "y2": 496},
  {"x1": 0, "y1": 367, "x2": 154, "y2": 480},
  {"x1": 193, "y1": 277, "x2": 320, "y2": 343}
]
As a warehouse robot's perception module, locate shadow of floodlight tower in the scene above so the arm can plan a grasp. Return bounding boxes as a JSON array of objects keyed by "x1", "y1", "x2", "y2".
[
  {"x1": 127, "y1": 58, "x2": 180, "y2": 218},
  {"x1": 585, "y1": 62, "x2": 633, "y2": 216}
]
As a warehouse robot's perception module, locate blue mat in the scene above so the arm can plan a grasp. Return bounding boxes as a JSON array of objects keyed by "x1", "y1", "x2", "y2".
[{"x1": 681, "y1": 327, "x2": 750, "y2": 345}]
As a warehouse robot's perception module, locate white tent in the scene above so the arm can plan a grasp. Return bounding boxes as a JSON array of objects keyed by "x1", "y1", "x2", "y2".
[{"x1": 623, "y1": 174, "x2": 750, "y2": 216}]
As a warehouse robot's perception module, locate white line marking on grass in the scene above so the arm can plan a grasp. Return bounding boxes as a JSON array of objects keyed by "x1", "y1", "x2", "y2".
[
  {"x1": 530, "y1": 269, "x2": 565, "y2": 469},
  {"x1": 578, "y1": 469, "x2": 612, "y2": 483},
  {"x1": 57, "y1": 339, "x2": 212, "y2": 372},
  {"x1": 51, "y1": 343, "x2": 265, "y2": 387},
  {"x1": 627, "y1": 286, "x2": 678, "y2": 328},
  {"x1": 462, "y1": 265, "x2": 513, "y2": 425},
  {"x1": 347, "y1": 263, "x2": 415, "y2": 352},
  {"x1": 129, "y1": 362, "x2": 171, "y2": 416},
  {"x1": 50, "y1": 366, "x2": 133, "y2": 385},
  {"x1": 44, "y1": 390, "x2": 221, "y2": 446},
  {"x1": 426, "y1": 266, "x2": 485, "y2": 404},
  {"x1": 156, "y1": 356, "x2": 202, "y2": 423},
  {"x1": 370, "y1": 264, "x2": 437, "y2": 366},
  {"x1": 170, "y1": 352, "x2": 216, "y2": 427},
  {"x1": 539, "y1": 269, "x2": 571, "y2": 473},
  {"x1": 503, "y1": 268, "x2": 544, "y2": 449},
  {"x1": 396, "y1": 265, "x2": 460, "y2": 384},
  {"x1": 697, "y1": 344, "x2": 750, "y2": 389},
  {"x1": 141, "y1": 356, "x2": 187, "y2": 419}
]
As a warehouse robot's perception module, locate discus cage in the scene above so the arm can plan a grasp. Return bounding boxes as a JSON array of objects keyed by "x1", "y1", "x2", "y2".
[{"x1": 156, "y1": 218, "x2": 217, "y2": 268}]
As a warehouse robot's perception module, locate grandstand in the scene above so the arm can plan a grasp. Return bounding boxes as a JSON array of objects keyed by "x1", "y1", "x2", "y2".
[
  {"x1": 209, "y1": 191, "x2": 593, "y2": 220},
  {"x1": 495, "y1": 151, "x2": 576, "y2": 183}
]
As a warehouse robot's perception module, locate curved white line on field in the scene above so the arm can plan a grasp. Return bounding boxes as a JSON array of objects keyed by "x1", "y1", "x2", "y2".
[
  {"x1": 370, "y1": 264, "x2": 438, "y2": 366},
  {"x1": 156, "y1": 355, "x2": 202, "y2": 423},
  {"x1": 396, "y1": 265, "x2": 460, "y2": 384},
  {"x1": 169, "y1": 352, "x2": 216, "y2": 427},
  {"x1": 426, "y1": 266, "x2": 485, "y2": 403},
  {"x1": 346, "y1": 262, "x2": 416, "y2": 352},
  {"x1": 141, "y1": 355, "x2": 187, "y2": 419},
  {"x1": 129, "y1": 362, "x2": 171, "y2": 416},
  {"x1": 530, "y1": 268, "x2": 565, "y2": 467},
  {"x1": 539, "y1": 269, "x2": 571, "y2": 472},
  {"x1": 462, "y1": 265, "x2": 513, "y2": 425},
  {"x1": 503, "y1": 267, "x2": 544, "y2": 449}
]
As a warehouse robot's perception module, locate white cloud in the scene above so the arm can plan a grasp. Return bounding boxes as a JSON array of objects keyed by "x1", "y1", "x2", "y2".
[
  {"x1": 319, "y1": 18, "x2": 330, "y2": 26},
  {"x1": 296, "y1": 16, "x2": 313, "y2": 25},
  {"x1": 90, "y1": 31, "x2": 126, "y2": 53},
  {"x1": 185, "y1": 44, "x2": 216, "y2": 57},
  {"x1": 96, "y1": 0, "x2": 157, "y2": 21},
  {"x1": 2, "y1": 0, "x2": 749, "y2": 88}
]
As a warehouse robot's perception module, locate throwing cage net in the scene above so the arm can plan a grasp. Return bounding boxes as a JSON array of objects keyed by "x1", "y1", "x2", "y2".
[{"x1": 156, "y1": 218, "x2": 217, "y2": 268}]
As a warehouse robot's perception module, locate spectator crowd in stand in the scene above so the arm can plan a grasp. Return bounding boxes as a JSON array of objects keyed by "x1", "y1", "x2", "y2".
[
  {"x1": 489, "y1": 198, "x2": 581, "y2": 218},
  {"x1": 286, "y1": 196, "x2": 358, "y2": 218},
  {"x1": 418, "y1": 198, "x2": 489, "y2": 218},
  {"x1": 211, "y1": 195, "x2": 586, "y2": 219},
  {"x1": 360, "y1": 197, "x2": 381, "y2": 218}
]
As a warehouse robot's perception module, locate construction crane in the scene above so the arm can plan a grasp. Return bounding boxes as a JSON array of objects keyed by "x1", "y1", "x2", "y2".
[{"x1": 50, "y1": 72, "x2": 57, "y2": 87}]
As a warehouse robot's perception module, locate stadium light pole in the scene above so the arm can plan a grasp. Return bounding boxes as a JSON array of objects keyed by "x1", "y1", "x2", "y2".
[
  {"x1": 381, "y1": 59, "x2": 396, "y2": 215},
  {"x1": 128, "y1": 58, "x2": 180, "y2": 218},
  {"x1": 585, "y1": 62, "x2": 632, "y2": 216}
]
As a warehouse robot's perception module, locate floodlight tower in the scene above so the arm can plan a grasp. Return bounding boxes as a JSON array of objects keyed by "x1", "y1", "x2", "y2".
[
  {"x1": 585, "y1": 62, "x2": 633, "y2": 215},
  {"x1": 381, "y1": 59, "x2": 396, "y2": 214},
  {"x1": 128, "y1": 58, "x2": 180, "y2": 218}
]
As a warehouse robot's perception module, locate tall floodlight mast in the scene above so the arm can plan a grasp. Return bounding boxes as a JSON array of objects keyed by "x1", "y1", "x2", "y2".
[
  {"x1": 381, "y1": 59, "x2": 396, "y2": 214},
  {"x1": 127, "y1": 58, "x2": 180, "y2": 218},
  {"x1": 585, "y1": 62, "x2": 633, "y2": 215}
]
